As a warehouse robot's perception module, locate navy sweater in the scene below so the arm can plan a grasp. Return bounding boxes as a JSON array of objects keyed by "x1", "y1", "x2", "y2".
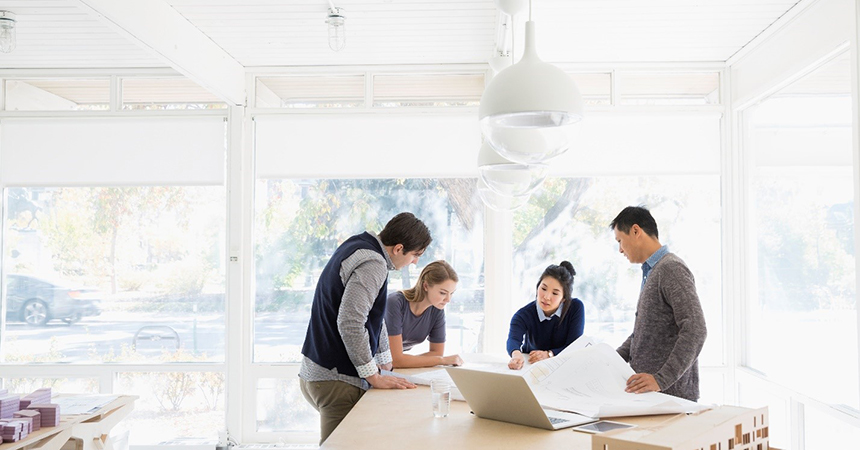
[
  {"x1": 301, "y1": 232, "x2": 388, "y2": 378},
  {"x1": 506, "y1": 299, "x2": 585, "y2": 356}
]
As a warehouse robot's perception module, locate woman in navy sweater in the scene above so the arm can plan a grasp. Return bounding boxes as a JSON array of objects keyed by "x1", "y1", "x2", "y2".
[{"x1": 506, "y1": 261, "x2": 585, "y2": 370}]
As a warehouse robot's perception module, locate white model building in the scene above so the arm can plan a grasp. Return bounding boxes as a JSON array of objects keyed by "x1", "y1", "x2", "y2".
[{"x1": 593, "y1": 406, "x2": 769, "y2": 450}]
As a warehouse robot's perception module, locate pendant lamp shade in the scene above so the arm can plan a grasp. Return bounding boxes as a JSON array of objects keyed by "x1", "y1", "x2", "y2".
[
  {"x1": 478, "y1": 141, "x2": 547, "y2": 197},
  {"x1": 477, "y1": 178, "x2": 530, "y2": 212},
  {"x1": 479, "y1": 21, "x2": 583, "y2": 164}
]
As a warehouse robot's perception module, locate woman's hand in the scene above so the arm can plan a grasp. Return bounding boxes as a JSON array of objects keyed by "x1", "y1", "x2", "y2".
[
  {"x1": 441, "y1": 354, "x2": 464, "y2": 366},
  {"x1": 528, "y1": 350, "x2": 551, "y2": 364},
  {"x1": 508, "y1": 351, "x2": 525, "y2": 370}
]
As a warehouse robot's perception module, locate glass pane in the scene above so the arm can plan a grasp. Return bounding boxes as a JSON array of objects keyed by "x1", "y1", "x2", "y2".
[
  {"x1": 2, "y1": 186, "x2": 227, "y2": 363},
  {"x1": 254, "y1": 179, "x2": 484, "y2": 362},
  {"x1": 373, "y1": 73, "x2": 483, "y2": 107},
  {"x1": 1, "y1": 377, "x2": 98, "y2": 394},
  {"x1": 698, "y1": 371, "x2": 724, "y2": 406},
  {"x1": 747, "y1": 51, "x2": 858, "y2": 409},
  {"x1": 569, "y1": 72, "x2": 611, "y2": 106},
  {"x1": 256, "y1": 378, "x2": 319, "y2": 434},
  {"x1": 5, "y1": 79, "x2": 110, "y2": 111},
  {"x1": 122, "y1": 77, "x2": 226, "y2": 111},
  {"x1": 513, "y1": 176, "x2": 722, "y2": 366},
  {"x1": 256, "y1": 75, "x2": 365, "y2": 108},
  {"x1": 738, "y1": 382, "x2": 789, "y2": 450},
  {"x1": 805, "y1": 405, "x2": 860, "y2": 449},
  {"x1": 114, "y1": 371, "x2": 225, "y2": 445},
  {"x1": 618, "y1": 72, "x2": 720, "y2": 105}
]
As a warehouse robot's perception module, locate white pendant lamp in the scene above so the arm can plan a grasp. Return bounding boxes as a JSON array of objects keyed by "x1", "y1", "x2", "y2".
[
  {"x1": 477, "y1": 178, "x2": 530, "y2": 212},
  {"x1": 479, "y1": 2, "x2": 583, "y2": 165},
  {"x1": 478, "y1": 141, "x2": 547, "y2": 197}
]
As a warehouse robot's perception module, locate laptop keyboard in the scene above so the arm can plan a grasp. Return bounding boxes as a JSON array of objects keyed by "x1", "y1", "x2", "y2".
[{"x1": 548, "y1": 417, "x2": 569, "y2": 425}]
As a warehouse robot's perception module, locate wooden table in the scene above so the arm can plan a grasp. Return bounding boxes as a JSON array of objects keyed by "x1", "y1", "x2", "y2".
[
  {"x1": 321, "y1": 370, "x2": 678, "y2": 450},
  {"x1": 0, "y1": 395, "x2": 136, "y2": 450}
]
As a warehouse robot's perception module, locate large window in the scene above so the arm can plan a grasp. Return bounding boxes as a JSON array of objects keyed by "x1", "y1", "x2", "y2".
[
  {"x1": 0, "y1": 113, "x2": 228, "y2": 447},
  {"x1": 254, "y1": 178, "x2": 484, "y2": 362},
  {"x1": 1, "y1": 184, "x2": 227, "y2": 446},
  {"x1": 745, "y1": 51, "x2": 858, "y2": 412},
  {"x1": 3, "y1": 186, "x2": 226, "y2": 363}
]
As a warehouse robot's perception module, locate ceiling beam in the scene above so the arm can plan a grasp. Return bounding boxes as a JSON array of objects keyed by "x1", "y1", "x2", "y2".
[{"x1": 72, "y1": 0, "x2": 246, "y2": 106}]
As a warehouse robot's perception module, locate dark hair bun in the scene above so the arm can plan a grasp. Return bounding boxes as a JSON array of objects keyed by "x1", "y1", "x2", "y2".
[{"x1": 560, "y1": 261, "x2": 576, "y2": 277}]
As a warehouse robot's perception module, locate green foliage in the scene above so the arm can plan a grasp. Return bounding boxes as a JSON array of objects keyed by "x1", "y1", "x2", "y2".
[
  {"x1": 255, "y1": 178, "x2": 462, "y2": 301},
  {"x1": 122, "y1": 293, "x2": 224, "y2": 314},
  {"x1": 754, "y1": 177, "x2": 855, "y2": 311},
  {"x1": 256, "y1": 289, "x2": 313, "y2": 313},
  {"x1": 11, "y1": 186, "x2": 222, "y2": 299},
  {"x1": 155, "y1": 260, "x2": 209, "y2": 296},
  {"x1": 119, "y1": 271, "x2": 149, "y2": 291},
  {"x1": 197, "y1": 372, "x2": 225, "y2": 411},
  {"x1": 513, "y1": 179, "x2": 568, "y2": 246}
]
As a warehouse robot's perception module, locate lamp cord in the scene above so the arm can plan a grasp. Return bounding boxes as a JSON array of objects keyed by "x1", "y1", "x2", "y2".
[{"x1": 511, "y1": 14, "x2": 515, "y2": 65}]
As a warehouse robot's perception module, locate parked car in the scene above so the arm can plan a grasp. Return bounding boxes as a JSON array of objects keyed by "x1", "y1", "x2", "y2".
[{"x1": 5, "y1": 274, "x2": 102, "y2": 326}]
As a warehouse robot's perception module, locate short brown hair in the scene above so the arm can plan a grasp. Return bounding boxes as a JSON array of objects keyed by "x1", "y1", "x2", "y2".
[{"x1": 378, "y1": 212, "x2": 432, "y2": 253}]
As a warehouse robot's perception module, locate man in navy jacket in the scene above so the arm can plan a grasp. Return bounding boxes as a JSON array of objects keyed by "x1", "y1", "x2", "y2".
[{"x1": 299, "y1": 212, "x2": 432, "y2": 443}]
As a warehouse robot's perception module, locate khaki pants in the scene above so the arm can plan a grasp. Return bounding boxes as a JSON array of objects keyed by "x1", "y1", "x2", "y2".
[{"x1": 299, "y1": 378, "x2": 366, "y2": 445}]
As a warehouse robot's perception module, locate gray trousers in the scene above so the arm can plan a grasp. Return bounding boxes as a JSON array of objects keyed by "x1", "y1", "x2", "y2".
[{"x1": 299, "y1": 378, "x2": 366, "y2": 445}]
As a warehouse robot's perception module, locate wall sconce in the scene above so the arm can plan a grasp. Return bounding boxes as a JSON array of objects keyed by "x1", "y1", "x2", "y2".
[
  {"x1": 326, "y1": 5, "x2": 346, "y2": 52},
  {"x1": 0, "y1": 11, "x2": 17, "y2": 54}
]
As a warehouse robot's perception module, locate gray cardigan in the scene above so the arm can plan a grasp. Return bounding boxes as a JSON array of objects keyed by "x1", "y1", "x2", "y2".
[{"x1": 617, "y1": 252, "x2": 707, "y2": 401}]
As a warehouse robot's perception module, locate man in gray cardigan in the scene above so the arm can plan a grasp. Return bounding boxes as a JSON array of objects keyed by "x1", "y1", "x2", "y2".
[{"x1": 610, "y1": 206, "x2": 707, "y2": 402}]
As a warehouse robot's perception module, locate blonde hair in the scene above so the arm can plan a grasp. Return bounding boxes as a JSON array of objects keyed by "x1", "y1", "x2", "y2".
[{"x1": 402, "y1": 260, "x2": 459, "y2": 304}]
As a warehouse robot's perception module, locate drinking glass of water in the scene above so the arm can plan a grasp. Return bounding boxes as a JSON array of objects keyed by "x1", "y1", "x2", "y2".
[{"x1": 430, "y1": 379, "x2": 451, "y2": 418}]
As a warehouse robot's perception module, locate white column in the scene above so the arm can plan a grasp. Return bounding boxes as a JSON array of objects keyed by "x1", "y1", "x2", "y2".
[
  {"x1": 482, "y1": 208, "x2": 514, "y2": 355},
  {"x1": 225, "y1": 105, "x2": 251, "y2": 441},
  {"x1": 852, "y1": 0, "x2": 860, "y2": 417}
]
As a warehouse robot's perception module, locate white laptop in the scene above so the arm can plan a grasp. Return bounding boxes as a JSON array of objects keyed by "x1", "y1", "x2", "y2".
[{"x1": 445, "y1": 367, "x2": 596, "y2": 430}]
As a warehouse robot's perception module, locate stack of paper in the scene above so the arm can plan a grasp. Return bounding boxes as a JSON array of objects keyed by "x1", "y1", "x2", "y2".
[{"x1": 526, "y1": 343, "x2": 706, "y2": 418}]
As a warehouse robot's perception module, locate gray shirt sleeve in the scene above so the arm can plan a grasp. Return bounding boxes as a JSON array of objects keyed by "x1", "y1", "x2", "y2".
[
  {"x1": 336, "y1": 249, "x2": 389, "y2": 379},
  {"x1": 385, "y1": 293, "x2": 405, "y2": 336},
  {"x1": 428, "y1": 309, "x2": 446, "y2": 344},
  {"x1": 652, "y1": 262, "x2": 707, "y2": 391},
  {"x1": 617, "y1": 332, "x2": 633, "y2": 362},
  {"x1": 376, "y1": 321, "x2": 392, "y2": 365}
]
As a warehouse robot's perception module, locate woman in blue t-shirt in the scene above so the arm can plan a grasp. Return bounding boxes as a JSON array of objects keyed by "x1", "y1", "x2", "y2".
[
  {"x1": 507, "y1": 261, "x2": 585, "y2": 370},
  {"x1": 386, "y1": 260, "x2": 464, "y2": 368}
]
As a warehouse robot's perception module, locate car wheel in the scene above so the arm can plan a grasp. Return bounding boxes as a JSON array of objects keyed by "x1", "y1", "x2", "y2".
[
  {"x1": 62, "y1": 312, "x2": 82, "y2": 325},
  {"x1": 22, "y1": 299, "x2": 49, "y2": 326}
]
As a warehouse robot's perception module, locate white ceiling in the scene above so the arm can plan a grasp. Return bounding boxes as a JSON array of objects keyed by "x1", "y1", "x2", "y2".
[{"x1": 0, "y1": 0, "x2": 803, "y2": 70}]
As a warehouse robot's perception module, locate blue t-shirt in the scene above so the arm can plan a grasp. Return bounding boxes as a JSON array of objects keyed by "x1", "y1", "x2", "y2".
[
  {"x1": 385, "y1": 291, "x2": 446, "y2": 351},
  {"x1": 506, "y1": 298, "x2": 585, "y2": 356}
]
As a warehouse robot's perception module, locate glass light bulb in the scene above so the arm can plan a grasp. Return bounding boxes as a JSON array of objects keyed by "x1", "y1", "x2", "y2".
[
  {"x1": 0, "y1": 23, "x2": 15, "y2": 54},
  {"x1": 326, "y1": 10, "x2": 346, "y2": 52}
]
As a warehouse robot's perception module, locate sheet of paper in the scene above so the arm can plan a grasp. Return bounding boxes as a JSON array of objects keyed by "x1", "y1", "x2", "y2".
[
  {"x1": 52, "y1": 394, "x2": 119, "y2": 415},
  {"x1": 526, "y1": 343, "x2": 706, "y2": 418},
  {"x1": 556, "y1": 334, "x2": 596, "y2": 356},
  {"x1": 381, "y1": 369, "x2": 465, "y2": 401}
]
